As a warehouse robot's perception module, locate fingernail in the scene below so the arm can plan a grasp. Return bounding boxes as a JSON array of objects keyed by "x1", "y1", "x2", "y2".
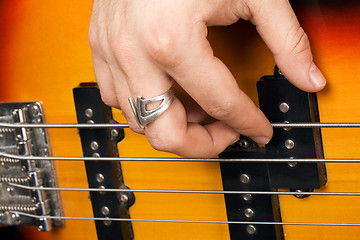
[
  {"x1": 251, "y1": 136, "x2": 271, "y2": 145},
  {"x1": 309, "y1": 62, "x2": 327, "y2": 89}
]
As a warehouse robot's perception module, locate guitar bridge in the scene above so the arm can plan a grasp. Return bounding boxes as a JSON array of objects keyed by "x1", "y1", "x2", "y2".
[{"x1": 0, "y1": 102, "x2": 63, "y2": 231}]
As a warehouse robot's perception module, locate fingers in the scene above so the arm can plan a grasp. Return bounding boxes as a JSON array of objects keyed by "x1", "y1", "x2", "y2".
[
  {"x1": 157, "y1": 23, "x2": 272, "y2": 145},
  {"x1": 145, "y1": 98, "x2": 240, "y2": 158},
  {"x1": 246, "y1": 0, "x2": 326, "y2": 92}
]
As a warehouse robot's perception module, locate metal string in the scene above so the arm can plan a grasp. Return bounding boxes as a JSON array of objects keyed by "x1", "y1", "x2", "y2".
[
  {"x1": 1, "y1": 122, "x2": 360, "y2": 129},
  {"x1": 1, "y1": 152, "x2": 360, "y2": 163},
  {"x1": 8, "y1": 182, "x2": 360, "y2": 197},
  {"x1": 12, "y1": 211, "x2": 360, "y2": 227}
]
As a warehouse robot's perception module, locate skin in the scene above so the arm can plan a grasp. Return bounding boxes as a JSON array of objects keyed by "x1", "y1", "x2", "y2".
[{"x1": 89, "y1": 0, "x2": 327, "y2": 158}]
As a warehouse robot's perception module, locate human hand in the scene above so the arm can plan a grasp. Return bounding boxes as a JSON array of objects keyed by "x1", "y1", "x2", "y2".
[{"x1": 88, "y1": 0, "x2": 326, "y2": 158}]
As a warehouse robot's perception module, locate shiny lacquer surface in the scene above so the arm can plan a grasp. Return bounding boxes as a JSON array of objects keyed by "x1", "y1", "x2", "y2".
[{"x1": 1, "y1": 1, "x2": 360, "y2": 239}]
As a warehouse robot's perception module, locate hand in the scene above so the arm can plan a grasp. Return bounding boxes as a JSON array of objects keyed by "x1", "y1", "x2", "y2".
[{"x1": 89, "y1": 0, "x2": 326, "y2": 158}]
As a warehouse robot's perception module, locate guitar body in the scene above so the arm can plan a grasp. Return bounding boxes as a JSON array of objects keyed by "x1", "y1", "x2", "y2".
[{"x1": 1, "y1": 1, "x2": 360, "y2": 239}]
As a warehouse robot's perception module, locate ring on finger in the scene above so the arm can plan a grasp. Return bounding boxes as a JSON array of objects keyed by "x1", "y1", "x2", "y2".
[{"x1": 128, "y1": 89, "x2": 174, "y2": 129}]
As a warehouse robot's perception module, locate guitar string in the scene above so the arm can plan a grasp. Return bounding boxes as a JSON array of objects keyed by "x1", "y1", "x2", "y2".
[
  {"x1": 12, "y1": 211, "x2": 360, "y2": 227},
  {"x1": 1, "y1": 122, "x2": 360, "y2": 129},
  {"x1": 2, "y1": 152, "x2": 360, "y2": 163},
  {"x1": 8, "y1": 182, "x2": 360, "y2": 196}
]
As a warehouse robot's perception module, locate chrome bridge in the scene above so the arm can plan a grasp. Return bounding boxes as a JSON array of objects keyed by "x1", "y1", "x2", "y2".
[{"x1": 0, "y1": 102, "x2": 63, "y2": 231}]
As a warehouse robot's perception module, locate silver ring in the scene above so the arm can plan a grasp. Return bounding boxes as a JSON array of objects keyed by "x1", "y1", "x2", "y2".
[{"x1": 128, "y1": 89, "x2": 174, "y2": 129}]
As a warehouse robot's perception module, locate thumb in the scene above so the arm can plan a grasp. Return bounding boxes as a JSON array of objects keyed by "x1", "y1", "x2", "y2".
[{"x1": 248, "y1": 0, "x2": 326, "y2": 92}]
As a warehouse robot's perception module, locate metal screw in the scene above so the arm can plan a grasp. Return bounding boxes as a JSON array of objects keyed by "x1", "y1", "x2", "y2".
[
  {"x1": 104, "y1": 219, "x2": 112, "y2": 226},
  {"x1": 238, "y1": 139, "x2": 249, "y2": 148},
  {"x1": 288, "y1": 158, "x2": 298, "y2": 168},
  {"x1": 240, "y1": 174, "x2": 250, "y2": 184},
  {"x1": 244, "y1": 208, "x2": 254, "y2": 218},
  {"x1": 120, "y1": 194, "x2": 129, "y2": 203},
  {"x1": 111, "y1": 129, "x2": 119, "y2": 138},
  {"x1": 285, "y1": 139, "x2": 295, "y2": 150},
  {"x1": 32, "y1": 197, "x2": 37, "y2": 203},
  {"x1": 101, "y1": 206, "x2": 110, "y2": 215},
  {"x1": 242, "y1": 194, "x2": 252, "y2": 201},
  {"x1": 31, "y1": 105, "x2": 40, "y2": 115},
  {"x1": 92, "y1": 153, "x2": 100, "y2": 157},
  {"x1": 11, "y1": 213, "x2": 21, "y2": 224},
  {"x1": 90, "y1": 141, "x2": 99, "y2": 151},
  {"x1": 294, "y1": 189, "x2": 305, "y2": 198},
  {"x1": 246, "y1": 225, "x2": 256, "y2": 235},
  {"x1": 85, "y1": 108, "x2": 93, "y2": 118},
  {"x1": 278, "y1": 68, "x2": 283, "y2": 75},
  {"x1": 38, "y1": 225, "x2": 44, "y2": 231},
  {"x1": 99, "y1": 186, "x2": 106, "y2": 195},
  {"x1": 16, "y1": 134, "x2": 22, "y2": 141},
  {"x1": 21, "y1": 166, "x2": 27, "y2": 172},
  {"x1": 283, "y1": 120, "x2": 291, "y2": 131},
  {"x1": 6, "y1": 187, "x2": 15, "y2": 196},
  {"x1": 279, "y1": 103, "x2": 290, "y2": 113},
  {"x1": 96, "y1": 173, "x2": 104, "y2": 183},
  {"x1": 87, "y1": 120, "x2": 95, "y2": 124}
]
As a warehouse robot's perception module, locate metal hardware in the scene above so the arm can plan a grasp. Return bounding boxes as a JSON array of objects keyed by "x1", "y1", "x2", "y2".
[
  {"x1": 257, "y1": 66, "x2": 327, "y2": 189},
  {"x1": 279, "y1": 103, "x2": 290, "y2": 113},
  {"x1": 246, "y1": 225, "x2": 257, "y2": 235},
  {"x1": 90, "y1": 141, "x2": 99, "y2": 151},
  {"x1": 0, "y1": 102, "x2": 63, "y2": 231},
  {"x1": 101, "y1": 206, "x2": 110, "y2": 215},
  {"x1": 110, "y1": 129, "x2": 119, "y2": 138},
  {"x1": 284, "y1": 139, "x2": 295, "y2": 150},
  {"x1": 242, "y1": 194, "x2": 252, "y2": 201},
  {"x1": 74, "y1": 82, "x2": 134, "y2": 240},
  {"x1": 85, "y1": 108, "x2": 94, "y2": 118},
  {"x1": 96, "y1": 173, "x2": 105, "y2": 183},
  {"x1": 240, "y1": 174, "x2": 250, "y2": 184},
  {"x1": 244, "y1": 208, "x2": 254, "y2": 218}
]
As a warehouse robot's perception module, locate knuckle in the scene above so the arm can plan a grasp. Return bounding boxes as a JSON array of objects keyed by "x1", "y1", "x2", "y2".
[
  {"x1": 100, "y1": 94, "x2": 118, "y2": 108},
  {"x1": 288, "y1": 26, "x2": 310, "y2": 55},
  {"x1": 144, "y1": 28, "x2": 180, "y2": 67},
  {"x1": 206, "y1": 101, "x2": 236, "y2": 120},
  {"x1": 147, "y1": 132, "x2": 182, "y2": 153},
  {"x1": 88, "y1": 28, "x2": 99, "y2": 50}
]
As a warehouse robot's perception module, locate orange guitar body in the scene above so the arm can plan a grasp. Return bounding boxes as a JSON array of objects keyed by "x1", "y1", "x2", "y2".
[{"x1": 1, "y1": 1, "x2": 360, "y2": 239}]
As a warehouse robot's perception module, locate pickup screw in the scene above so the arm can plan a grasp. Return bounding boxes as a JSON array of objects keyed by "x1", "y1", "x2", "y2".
[
  {"x1": 104, "y1": 219, "x2": 112, "y2": 226},
  {"x1": 111, "y1": 129, "x2": 119, "y2": 138},
  {"x1": 96, "y1": 173, "x2": 104, "y2": 183},
  {"x1": 283, "y1": 121, "x2": 291, "y2": 131},
  {"x1": 246, "y1": 225, "x2": 256, "y2": 235},
  {"x1": 85, "y1": 108, "x2": 93, "y2": 118},
  {"x1": 120, "y1": 194, "x2": 129, "y2": 203},
  {"x1": 99, "y1": 186, "x2": 106, "y2": 195},
  {"x1": 244, "y1": 208, "x2": 254, "y2": 218},
  {"x1": 240, "y1": 174, "x2": 250, "y2": 184},
  {"x1": 239, "y1": 139, "x2": 249, "y2": 148},
  {"x1": 242, "y1": 194, "x2": 252, "y2": 201},
  {"x1": 101, "y1": 206, "x2": 110, "y2": 215},
  {"x1": 285, "y1": 139, "x2": 295, "y2": 150},
  {"x1": 288, "y1": 157, "x2": 298, "y2": 168},
  {"x1": 92, "y1": 153, "x2": 100, "y2": 157},
  {"x1": 90, "y1": 141, "x2": 99, "y2": 151},
  {"x1": 38, "y1": 225, "x2": 44, "y2": 231},
  {"x1": 87, "y1": 120, "x2": 94, "y2": 124},
  {"x1": 279, "y1": 103, "x2": 290, "y2": 113}
]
